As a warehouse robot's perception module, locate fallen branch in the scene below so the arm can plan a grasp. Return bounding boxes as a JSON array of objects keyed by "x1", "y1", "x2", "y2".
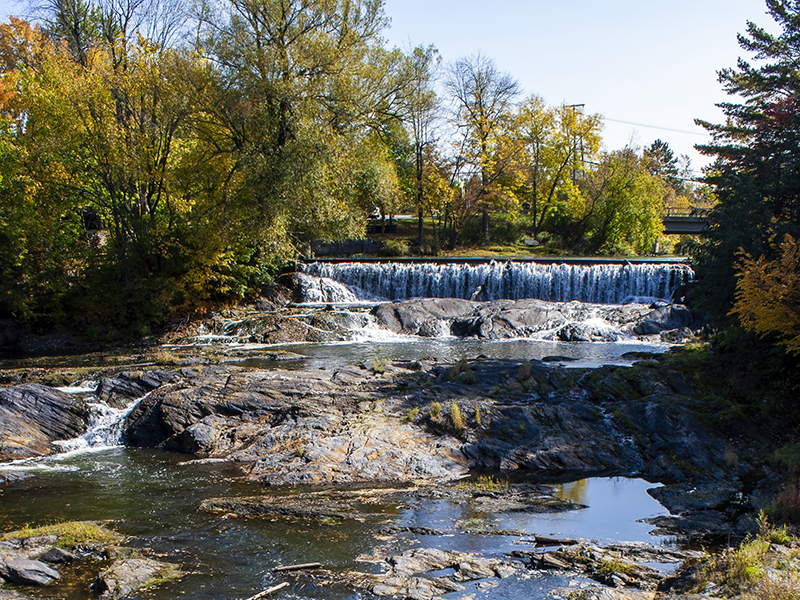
[
  {"x1": 243, "y1": 581, "x2": 289, "y2": 600},
  {"x1": 272, "y1": 562, "x2": 322, "y2": 573}
]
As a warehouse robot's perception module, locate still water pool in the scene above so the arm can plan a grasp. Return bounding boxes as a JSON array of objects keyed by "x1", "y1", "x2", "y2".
[{"x1": 1, "y1": 449, "x2": 671, "y2": 600}]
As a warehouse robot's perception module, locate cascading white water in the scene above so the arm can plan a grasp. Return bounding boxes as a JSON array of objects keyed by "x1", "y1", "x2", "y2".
[
  {"x1": 303, "y1": 261, "x2": 693, "y2": 304},
  {"x1": 294, "y1": 272, "x2": 360, "y2": 303},
  {"x1": 54, "y1": 391, "x2": 152, "y2": 454}
]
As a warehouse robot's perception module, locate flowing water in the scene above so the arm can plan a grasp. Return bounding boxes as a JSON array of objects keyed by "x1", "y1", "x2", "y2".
[
  {"x1": 0, "y1": 261, "x2": 694, "y2": 599},
  {"x1": 302, "y1": 260, "x2": 693, "y2": 304},
  {"x1": 0, "y1": 448, "x2": 671, "y2": 600}
]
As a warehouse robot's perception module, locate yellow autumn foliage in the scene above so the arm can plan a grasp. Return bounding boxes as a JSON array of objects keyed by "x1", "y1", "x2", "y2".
[{"x1": 731, "y1": 234, "x2": 800, "y2": 355}]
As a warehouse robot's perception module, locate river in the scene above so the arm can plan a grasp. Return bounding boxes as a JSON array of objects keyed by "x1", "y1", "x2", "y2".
[{"x1": 0, "y1": 260, "x2": 692, "y2": 599}]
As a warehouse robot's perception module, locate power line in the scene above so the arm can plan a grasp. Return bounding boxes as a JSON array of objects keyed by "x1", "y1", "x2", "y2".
[{"x1": 604, "y1": 117, "x2": 708, "y2": 137}]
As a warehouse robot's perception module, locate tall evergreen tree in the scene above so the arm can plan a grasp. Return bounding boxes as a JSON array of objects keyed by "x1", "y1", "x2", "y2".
[{"x1": 694, "y1": 0, "x2": 800, "y2": 319}]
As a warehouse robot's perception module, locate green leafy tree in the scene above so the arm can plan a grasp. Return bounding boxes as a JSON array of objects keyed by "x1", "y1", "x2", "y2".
[
  {"x1": 694, "y1": 0, "x2": 800, "y2": 319},
  {"x1": 502, "y1": 96, "x2": 602, "y2": 236},
  {"x1": 565, "y1": 148, "x2": 666, "y2": 254},
  {"x1": 446, "y1": 53, "x2": 520, "y2": 242},
  {"x1": 196, "y1": 0, "x2": 403, "y2": 250},
  {"x1": 0, "y1": 19, "x2": 87, "y2": 325},
  {"x1": 400, "y1": 43, "x2": 440, "y2": 245}
]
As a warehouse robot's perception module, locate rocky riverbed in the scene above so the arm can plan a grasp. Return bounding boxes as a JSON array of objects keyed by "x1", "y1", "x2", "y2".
[
  {"x1": 0, "y1": 350, "x2": 782, "y2": 531},
  {"x1": 0, "y1": 291, "x2": 795, "y2": 599}
]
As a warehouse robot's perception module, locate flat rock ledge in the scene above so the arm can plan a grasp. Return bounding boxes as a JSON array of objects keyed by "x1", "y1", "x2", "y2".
[{"x1": 200, "y1": 481, "x2": 583, "y2": 525}]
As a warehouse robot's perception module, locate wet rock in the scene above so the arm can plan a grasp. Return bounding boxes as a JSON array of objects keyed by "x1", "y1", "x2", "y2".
[
  {"x1": 0, "y1": 471, "x2": 33, "y2": 485},
  {"x1": 544, "y1": 543, "x2": 666, "y2": 589},
  {"x1": 0, "y1": 384, "x2": 88, "y2": 461},
  {"x1": 648, "y1": 482, "x2": 744, "y2": 514},
  {"x1": 551, "y1": 587, "x2": 656, "y2": 599},
  {"x1": 96, "y1": 371, "x2": 178, "y2": 408},
  {"x1": 371, "y1": 298, "x2": 477, "y2": 336},
  {"x1": 38, "y1": 547, "x2": 75, "y2": 564},
  {"x1": 633, "y1": 304, "x2": 695, "y2": 335},
  {"x1": 0, "y1": 558, "x2": 60, "y2": 586},
  {"x1": 377, "y1": 526, "x2": 447, "y2": 536},
  {"x1": 371, "y1": 298, "x2": 693, "y2": 341},
  {"x1": 201, "y1": 490, "x2": 379, "y2": 521},
  {"x1": 92, "y1": 558, "x2": 181, "y2": 600},
  {"x1": 372, "y1": 575, "x2": 465, "y2": 600},
  {"x1": 542, "y1": 355, "x2": 579, "y2": 362},
  {"x1": 0, "y1": 589, "x2": 30, "y2": 599}
]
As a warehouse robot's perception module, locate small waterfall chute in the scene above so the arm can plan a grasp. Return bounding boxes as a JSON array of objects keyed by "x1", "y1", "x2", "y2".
[{"x1": 54, "y1": 390, "x2": 153, "y2": 454}]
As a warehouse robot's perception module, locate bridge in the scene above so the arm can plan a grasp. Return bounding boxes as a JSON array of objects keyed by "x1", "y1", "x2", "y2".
[{"x1": 662, "y1": 208, "x2": 709, "y2": 235}]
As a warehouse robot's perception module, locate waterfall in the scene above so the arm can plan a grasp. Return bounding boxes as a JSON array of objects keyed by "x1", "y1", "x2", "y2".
[
  {"x1": 54, "y1": 390, "x2": 152, "y2": 454},
  {"x1": 302, "y1": 261, "x2": 693, "y2": 304}
]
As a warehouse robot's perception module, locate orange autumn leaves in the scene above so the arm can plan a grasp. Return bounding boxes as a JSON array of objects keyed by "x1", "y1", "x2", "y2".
[{"x1": 732, "y1": 234, "x2": 800, "y2": 355}]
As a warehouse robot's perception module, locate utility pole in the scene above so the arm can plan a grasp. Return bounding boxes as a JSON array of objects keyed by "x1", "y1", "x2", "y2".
[{"x1": 565, "y1": 104, "x2": 585, "y2": 184}]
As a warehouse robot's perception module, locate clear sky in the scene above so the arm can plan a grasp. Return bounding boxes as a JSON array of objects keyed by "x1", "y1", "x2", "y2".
[
  {"x1": 381, "y1": 0, "x2": 774, "y2": 174},
  {"x1": 0, "y1": 0, "x2": 775, "y2": 173}
]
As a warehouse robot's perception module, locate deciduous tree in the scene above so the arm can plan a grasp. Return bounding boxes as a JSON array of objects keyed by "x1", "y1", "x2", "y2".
[
  {"x1": 502, "y1": 96, "x2": 602, "y2": 236},
  {"x1": 446, "y1": 53, "x2": 520, "y2": 241},
  {"x1": 732, "y1": 234, "x2": 800, "y2": 354}
]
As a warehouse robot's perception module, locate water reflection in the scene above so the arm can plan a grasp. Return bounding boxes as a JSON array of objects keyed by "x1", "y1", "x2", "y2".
[
  {"x1": 233, "y1": 337, "x2": 670, "y2": 371},
  {"x1": 0, "y1": 451, "x2": 670, "y2": 600}
]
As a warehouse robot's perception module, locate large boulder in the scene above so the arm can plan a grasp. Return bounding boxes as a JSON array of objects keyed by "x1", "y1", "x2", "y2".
[
  {"x1": 633, "y1": 304, "x2": 695, "y2": 335},
  {"x1": 0, "y1": 558, "x2": 60, "y2": 586},
  {"x1": 0, "y1": 384, "x2": 87, "y2": 461},
  {"x1": 371, "y1": 298, "x2": 477, "y2": 336}
]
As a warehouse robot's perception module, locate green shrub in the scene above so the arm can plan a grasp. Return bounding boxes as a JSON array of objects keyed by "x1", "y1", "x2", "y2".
[
  {"x1": 430, "y1": 401, "x2": 441, "y2": 420},
  {"x1": 377, "y1": 239, "x2": 409, "y2": 257}
]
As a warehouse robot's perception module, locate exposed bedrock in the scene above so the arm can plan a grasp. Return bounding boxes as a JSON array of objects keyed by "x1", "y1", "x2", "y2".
[
  {"x1": 113, "y1": 358, "x2": 751, "y2": 491},
  {"x1": 122, "y1": 366, "x2": 468, "y2": 484},
  {"x1": 0, "y1": 384, "x2": 88, "y2": 461},
  {"x1": 0, "y1": 353, "x2": 772, "y2": 542},
  {"x1": 370, "y1": 298, "x2": 699, "y2": 342}
]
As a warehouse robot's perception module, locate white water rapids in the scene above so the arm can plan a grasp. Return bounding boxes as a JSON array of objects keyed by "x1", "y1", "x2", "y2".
[{"x1": 53, "y1": 388, "x2": 153, "y2": 454}]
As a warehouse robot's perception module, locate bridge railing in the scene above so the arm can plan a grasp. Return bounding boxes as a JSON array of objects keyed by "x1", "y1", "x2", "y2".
[{"x1": 663, "y1": 207, "x2": 711, "y2": 218}]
